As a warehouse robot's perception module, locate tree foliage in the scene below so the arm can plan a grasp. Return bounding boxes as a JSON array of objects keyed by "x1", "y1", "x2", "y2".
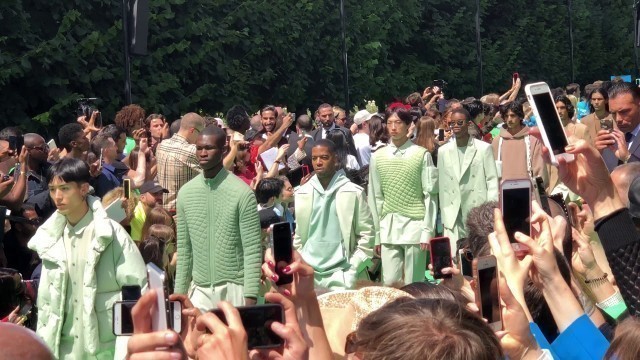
[{"x1": 0, "y1": 0, "x2": 635, "y2": 136}]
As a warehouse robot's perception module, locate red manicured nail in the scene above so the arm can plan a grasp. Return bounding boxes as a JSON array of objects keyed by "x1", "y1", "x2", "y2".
[
  {"x1": 268, "y1": 261, "x2": 275, "y2": 268},
  {"x1": 283, "y1": 289, "x2": 291, "y2": 296},
  {"x1": 283, "y1": 266, "x2": 291, "y2": 273},
  {"x1": 271, "y1": 274, "x2": 279, "y2": 281}
]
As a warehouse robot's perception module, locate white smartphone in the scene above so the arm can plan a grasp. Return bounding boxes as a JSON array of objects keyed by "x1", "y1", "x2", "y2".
[
  {"x1": 104, "y1": 198, "x2": 126, "y2": 223},
  {"x1": 473, "y1": 255, "x2": 502, "y2": 331},
  {"x1": 147, "y1": 263, "x2": 171, "y2": 331},
  {"x1": 500, "y1": 179, "x2": 532, "y2": 252},
  {"x1": 525, "y1": 82, "x2": 575, "y2": 166},
  {"x1": 113, "y1": 300, "x2": 182, "y2": 336},
  {"x1": 47, "y1": 139, "x2": 57, "y2": 150}
]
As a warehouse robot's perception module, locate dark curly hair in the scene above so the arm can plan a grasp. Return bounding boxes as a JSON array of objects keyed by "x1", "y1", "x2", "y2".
[
  {"x1": 226, "y1": 105, "x2": 250, "y2": 133},
  {"x1": 114, "y1": 104, "x2": 146, "y2": 134}
]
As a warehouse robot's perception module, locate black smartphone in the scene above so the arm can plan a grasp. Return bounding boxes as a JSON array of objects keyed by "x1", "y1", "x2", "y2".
[
  {"x1": 270, "y1": 222, "x2": 293, "y2": 285},
  {"x1": 18, "y1": 303, "x2": 33, "y2": 317},
  {"x1": 121, "y1": 285, "x2": 141, "y2": 301},
  {"x1": 113, "y1": 300, "x2": 182, "y2": 336},
  {"x1": 123, "y1": 179, "x2": 131, "y2": 199},
  {"x1": 8, "y1": 136, "x2": 24, "y2": 153},
  {"x1": 500, "y1": 179, "x2": 532, "y2": 248},
  {"x1": 473, "y1": 255, "x2": 502, "y2": 331},
  {"x1": 429, "y1": 237, "x2": 452, "y2": 279},
  {"x1": 211, "y1": 304, "x2": 284, "y2": 349},
  {"x1": 438, "y1": 128, "x2": 445, "y2": 142},
  {"x1": 458, "y1": 248, "x2": 474, "y2": 277}
]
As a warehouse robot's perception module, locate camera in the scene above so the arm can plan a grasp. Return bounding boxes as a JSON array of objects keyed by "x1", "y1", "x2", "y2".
[{"x1": 77, "y1": 98, "x2": 102, "y2": 128}]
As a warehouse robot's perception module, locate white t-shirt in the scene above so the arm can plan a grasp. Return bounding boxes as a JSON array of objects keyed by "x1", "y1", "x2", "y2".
[{"x1": 353, "y1": 133, "x2": 371, "y2": 166}]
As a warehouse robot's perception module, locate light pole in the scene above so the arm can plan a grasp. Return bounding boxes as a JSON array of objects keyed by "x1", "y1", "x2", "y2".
[
  {"x1": 568, "y1": 0, "x2": 575, "y2": 82},
  {"x1": 475, "y1": 0, "x2": 484, "y2": 95},
  {"x1": 339, "y1": 0, "x2": 349, "y2": 110}
]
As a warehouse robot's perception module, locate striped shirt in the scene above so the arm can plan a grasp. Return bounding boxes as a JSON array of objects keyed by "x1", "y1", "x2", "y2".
[{"x1": 156, "y1": 134, "x2": 201, "y2": 212}]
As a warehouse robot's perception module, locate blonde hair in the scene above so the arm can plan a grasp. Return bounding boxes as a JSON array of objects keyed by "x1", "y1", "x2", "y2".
[{"x1": 101, "y1": 187, "x2": 138, "y2": 221}]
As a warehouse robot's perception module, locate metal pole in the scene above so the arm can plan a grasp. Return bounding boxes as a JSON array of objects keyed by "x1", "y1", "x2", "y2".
[
  {"x1": 634, "y1": 1, "x2": 639, "y2": 79},
  {"x1": 122, "y1": 0, "x2": 132, "y2": 105},
  {"x1": 568, "y1": 0, "x2": 575, "y2": 82},
  {"x1": 339, "y1": 0, "x2": 349, "y2": 110},
  {"x1": 475, "y1": 0, "x2": 484, "y2": 95}
]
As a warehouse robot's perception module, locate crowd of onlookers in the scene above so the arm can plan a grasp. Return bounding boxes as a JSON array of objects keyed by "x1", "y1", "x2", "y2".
[{"x1": 0, "y1": 76, "x2": 640, "y2": 360}]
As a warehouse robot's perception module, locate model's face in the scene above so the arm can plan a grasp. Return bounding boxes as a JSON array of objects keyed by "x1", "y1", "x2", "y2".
[
  {"x1": 196, "y1": 134, "x2": 225, "y2": 170},
  {"x1": 149, "y1": 118, "x2": 165, "y2": 139},
  {"x1": 387, "y1": 114, "x2": 409, "y2": 140},
  {"x1": 318, "y1": 107, "x2": 335, "y2": 128},
  {"x1": 448, "y1": 113, "x2": 469, "y2": 136},
  {"x1": 504, "y1": 110, "x2": 522, "y2": 130},
  {"x1": 555, "y1": 101, "x2": 569, "y2": 122},
  {"x1": 590, "y1": 92, "x2": 606, "y2": 112},
  {"x1": 609, "y1": 93, "x2": 640, "y2": 133},
  {"x1": 49, "y1": 178, "x2": 87, "y2": 216},
  {"x1": 280, "y1": 180, "x2": 294, "y2": 204},
  {"x1": 311, "y1": 145, "x2": 337, "y2": 179},
  {"x1": 261, "y1": 110, "x2": 277, "y2": 133}
]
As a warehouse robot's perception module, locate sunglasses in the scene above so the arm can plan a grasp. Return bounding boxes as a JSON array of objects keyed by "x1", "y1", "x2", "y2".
[{"x1": 449, "y1": 120, "x2": 467, "y2": 126}]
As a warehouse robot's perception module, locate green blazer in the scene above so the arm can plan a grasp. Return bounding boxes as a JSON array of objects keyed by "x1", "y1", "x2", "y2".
[
  {"x1": 437, "y1": 138, "x2": 499, "y2": 230},
  {"x1": 293, "y1": 177, "x2": 375, "y2": 273}
]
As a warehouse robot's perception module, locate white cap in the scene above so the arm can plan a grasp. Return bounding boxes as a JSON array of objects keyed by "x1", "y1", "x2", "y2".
[{"x1": 354, "y1": 110, "x2": 374, "y2": 125}]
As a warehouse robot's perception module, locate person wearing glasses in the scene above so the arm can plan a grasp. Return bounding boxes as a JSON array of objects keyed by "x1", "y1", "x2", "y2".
[
  {"x1": 437, "y1": 108, "x2": 499, "y2": 256},
  {"x1": 155, "y1": 113, "x2": 205, "y2": 214},
  {"x1": 11, "y1": 133, "x2": 51, "y2": 200}
]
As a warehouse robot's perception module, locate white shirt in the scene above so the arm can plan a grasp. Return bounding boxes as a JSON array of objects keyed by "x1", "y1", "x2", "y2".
[
  {"x1": 321, "y1": 123, "x2": 337, "y2": 139},
  {"x1": 353, "y1": 133, "x2": 371, "y2": 166}
]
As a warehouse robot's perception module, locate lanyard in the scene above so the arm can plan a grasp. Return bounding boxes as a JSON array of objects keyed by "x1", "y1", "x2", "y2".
[{"x1": 498, "y1": 135, "x2": 532, "y2": 178}]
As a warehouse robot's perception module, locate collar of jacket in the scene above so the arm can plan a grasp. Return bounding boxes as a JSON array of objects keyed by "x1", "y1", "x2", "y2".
[{"x1": 28, "y1": 195, "x2": 115, "y2": 262}]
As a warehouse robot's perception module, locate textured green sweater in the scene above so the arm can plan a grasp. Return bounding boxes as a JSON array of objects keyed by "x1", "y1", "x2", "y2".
[
  {"x1": 175, "y1": 171, "x2": 262, "y2": 298},
  {"x1": 377, "y1": 147, "x2": 427, "y2": 219}
]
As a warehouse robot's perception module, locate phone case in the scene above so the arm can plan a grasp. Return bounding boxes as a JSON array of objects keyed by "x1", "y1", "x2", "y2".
[
  {"x1": 472, "y1": 256, "x2": 503, "y2": 331},
  {"x1": 429, "y1": 237, "x2": 452, "y2": 279}
]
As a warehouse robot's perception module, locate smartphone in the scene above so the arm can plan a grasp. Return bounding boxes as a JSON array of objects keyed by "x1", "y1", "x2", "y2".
[
  {"x1": 513, "y1": 72, "x2": 519, "y2": 81},
  {"x1": 99, "y1": 149, "x2": 104, "y2": 165},
  {"x1": 473, "y1": 255, "x2": 502, "y2": 331},
  {"x1": 458, "y1": 248, "x2": 474, "y2": 277},
  {"x1": 270, "y1": 222, "x2": 293, "y2": 286},
  {"x1": 123, "y1": 178, "x2": 131, "y2": 199},
  {"x1": 47, "y1": 139, "x2": 57, "y2": 150},
  {"x1": 438, "y1": 128, "x2": 445, "y2": 142},
  {"x1": 290, "y1": 112, "x2": 296, "y2": 122},
  {"x1": 600, "y1": 118, "x2": 613, "y2": 132},
  {"x1": 8, "y1": 136, "x2": 24, "y2": 152},
  {"x1": 301, "y1": 165, "x2": 310, "y2": 178},
  {"x1": 113, "y1": 300, "x2": 182, "y2": 336},
  {"x1": 525, "y1": 82, "x2": 574, "y2": 166},
  {"x1": 122, "y1": 285, "x2": 142, "y2": 301},
  {"x1": 211, "y1": 304, "x2": 284, "y2": 349},
  {"x1": 147, "y1": 263, "x2": 171, "y2": 331},
  {"x1": 429, "y1": 237, "x2": 452, "y2": 279},
  {"x1": 18, "y1": 303, "x2": 33, "y2": 317},
  {"x1": 105, "y1": 198, "x2": 126, "y2": 223},
  {"x1": 500, "y1": 179, "x2": 531, "y2": 252},
  {"x1": 2, "y1": 175, "x2": 10, "y2": 182}
]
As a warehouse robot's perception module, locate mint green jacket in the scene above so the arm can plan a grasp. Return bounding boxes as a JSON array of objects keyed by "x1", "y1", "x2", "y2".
[
  {"x1": 293, "y1": 171, "x2": 375, "y2": 274},
  {"x1": 28, "y1": 196, "x2": 147, "y2": 359}
]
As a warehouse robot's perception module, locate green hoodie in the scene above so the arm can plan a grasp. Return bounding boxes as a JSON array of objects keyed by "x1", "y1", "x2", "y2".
[{"x1": 300, "y1": 170, "x2": 352, "y2": 274}]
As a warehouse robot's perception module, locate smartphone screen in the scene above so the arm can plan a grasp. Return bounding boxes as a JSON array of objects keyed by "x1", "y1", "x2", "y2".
[
  {"x1": 301, "y1": 165, "x2": 310, "y2": 178},
  {"x1": 114, "y1": 300, "x2": 181, "y2": 335},
  {"x1": 430, "y1": 238, "x2": 452, "y2": 279},
  {"x1": 438, "y1": 128, "x2": 445, "y2": 141},
  {"x1": 123, "y1": 179, "x2": 131, "y2": 199},
  {"x1": 211, "y1": 304, "x2": 284, "y2": 349},
  {"x1": 478, "y1": 265, "x2": 500, "y2": 326},
  {"x1": 271, "y1": 222, "x2": 293, "y2": 285},
  {"x1": 502, "y1": 187, "x2": 531, "y2": 243},
  {"x1": 458, "y1": 249, "x2": 473, "y2": 277},
  {"x1": 531, "y1": 92, "x2": 568, "y2": 155}
]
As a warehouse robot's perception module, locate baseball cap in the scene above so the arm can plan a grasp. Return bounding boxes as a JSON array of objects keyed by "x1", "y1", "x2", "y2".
[
  {"x1": 629, "y1": 176, "x2": 640, "y2": 219},
  {"x1": 354, "y1": 110, "x2": 374, "y2": 126},
  {"x1": 139, "y1": 181, "x2": 169, "y2": 195}
]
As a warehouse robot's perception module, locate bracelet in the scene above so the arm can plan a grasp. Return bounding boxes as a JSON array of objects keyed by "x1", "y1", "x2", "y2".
[
  {"x1": 596, "y1": 291, "x2": 624, "y2": 309},
  {"x1": 19, "y1": 171, "x2": 26, "y2": 176},
  {"x1": 584, "y1": 272, "x2": 608, "y2": 285}
]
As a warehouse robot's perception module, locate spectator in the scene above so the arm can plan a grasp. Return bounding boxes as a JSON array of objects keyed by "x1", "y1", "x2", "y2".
[
  {"x1": 611, "y1": 163, "x2": 640, "y2": 207},
  {"x1": 58, "y1": 123, "x2": 89, "y2": 160},
  {"x1": 582, "y1": 87, "x2": 612, "y2": 142},
  {"x1": 255, "y1": 178, "x2": 284, "y2": 211},
  {"x1": 140, "y1": 206, "x2": 175, "y2": 242},
  {"x1": 600, "y1": 82, "x2": 640, "y2": 166},
  {"x1": 3, "y1": 204, "x2": 41, "y2": 279},
  {"x1": 114, "y1": 104, "x2": 146, "y2": 156},
  {"x1": 327, "y1": 129, "x2": 360, "y2": 171},
  {"x1": 333, "y1": 106, "x2": 347, "y2": 128},
  {"x1": 311, "y1": 103, "x2": 358, "y2": 159},
  {"x1": 352, "y1": 110, "x2": 374, "y2": 166},
  {"x1": 155, "y1": 112, "x2": 205, "y2": 214},
  {"x1": 413, "y1": 116, "x2": 439, "y2": 166},
  {"x1": 17, "y1": 133, "x2": 51, "y2": 199},
  {"x1": 130, "y1": 180, "x2": 168, "y2": 242},
  {"x1": 90, "y1": 133, "x2": 125, "y2": 198},
  {"x1": 144, "y1": 113, "x2": 169, "y2": 152}
]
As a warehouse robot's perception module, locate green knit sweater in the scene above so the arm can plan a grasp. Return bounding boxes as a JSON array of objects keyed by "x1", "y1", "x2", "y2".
[
  {"x1": 377, "y1": 147, "x2": 427, "y2": 220},
  {"x1": 174, "y1": 171, "x2": 262, "y2": 298}
]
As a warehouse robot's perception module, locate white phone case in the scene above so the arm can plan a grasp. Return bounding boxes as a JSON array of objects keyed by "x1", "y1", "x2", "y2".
[{"x1": 147, "y1": 263, "x2": 170, "y2": 331}]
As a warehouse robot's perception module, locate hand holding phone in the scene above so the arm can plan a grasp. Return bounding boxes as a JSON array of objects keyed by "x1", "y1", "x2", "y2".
[
  {"x1": 438, "y1": 128, "x2": 445, "y2": 142},
  {"x1": 500, "y1": 179, "x2": 532, "y2": 252},
  {"x1": 525, "y1": 82, "x2": 574, "y2": 166},
  {"x1": 208, "y1": 304, "x2": 284, "y2": 349},
  {"x1": 429, "y1": 237, "x2": 452, "y2": 279},
  {"x1": 270, "y1": 222, "x2": 293, "y2": 285},
  {"x1": 473, "y1": 255, "x2": 502, "y2": 331},
  {"x1": 123, "y1": 178, "x2": 131, "y2": 199}
]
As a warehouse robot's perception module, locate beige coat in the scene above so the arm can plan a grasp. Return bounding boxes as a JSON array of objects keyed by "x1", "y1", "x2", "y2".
[{"x1": 491, "y1": 126, "x2": 548, "y2": 187}]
